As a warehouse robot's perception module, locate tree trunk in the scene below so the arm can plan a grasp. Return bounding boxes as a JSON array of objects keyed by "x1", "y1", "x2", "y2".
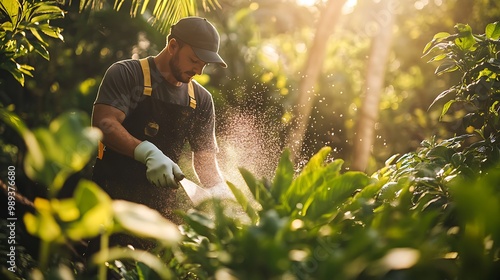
[
  {"x1": 350, "y1": 1, "x2": 395, "y2": 172},
  {"x1": 286, "y1": 0, "x2": 347, "y2": 162}
]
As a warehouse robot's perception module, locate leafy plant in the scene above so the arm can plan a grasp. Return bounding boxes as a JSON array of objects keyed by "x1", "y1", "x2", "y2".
[
  {"x1": 423, "y1": 22, "x2": 500, "y2": 141},
  {"x1": 0, "y1": 0, "x2": 64, "y2": 86},
  {"x1": 0, "y1": 109, "x2": 182, "y2": 279}
]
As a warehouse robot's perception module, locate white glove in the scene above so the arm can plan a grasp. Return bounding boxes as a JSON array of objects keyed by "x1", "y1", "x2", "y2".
[{"x1": 134, "y1": 141, "x2": 184, "y2": 189}]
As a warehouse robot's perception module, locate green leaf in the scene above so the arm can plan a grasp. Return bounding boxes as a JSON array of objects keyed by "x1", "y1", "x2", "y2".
[
  {"x1": 341, "y1": 181, "x2": 384, "y2": 214},
  {"x1": 27, "y1": 27, "x2": 46, "y2": 43},
  {"x1": 38, "y1": 24, "x2": 64, "y2": 41},
  {"x1": 426, "y1": 146, "x2": 455, "y2": 161},
  {"x1": 30, "y1": 39, "x2": 49, "y2": 60},
  {"x1": 435, "y1": 60, "x2": 459, "y2": 75},
  {"x1": 427, "y1": 53, "x2": 448, "y2": 63},
  {"x1": 51, "y1": 198, "x2": 80, "y2": 222},
  {"x1": 50, "y1": 111, "x2": 101, "y2": 171},
  {"x1": 485, "y1": 22, "x2": 500, "y2": 40},
  {"x1": 150, "y1": 0, "x2": 196, "y2": 35},
  {"x1": 30, "y1": 12, "x2": 64, "y2": 23},
  {"x1": 0, "y1": 60, "x2": 26, "y2": 85},
  {"x1": 0, "y1": 108, "x2": 44, "y2": 167},
  {"x1": 423, "y1": 32, "x2": 451, "y2": 55},
  {"x1": 240, "y1": 167, "x2": 275, "y2": 210},
  {"x1": 18, "y1": 64, "x2": 35, "y2": 76},
  {"x1": 92, "y1": 247, "x2": 173, "y2": 279},
  {"x1": 140, "y1": 0, "x2": 151, "y2": 14},
  {"x1": 29, "y1": 2, "x2": 64, "y2": 23},
  {"x1": 377, "y1": 181, "x2": 402, "y2": 202},
  {"x1": 302, "y1": 146, "x2": 332, "y2": 174},
  {"x1": 271, "y1": 148, "x2": 294, "y2": 200},
  {"x1": 181, "y1": 209, "x2": 216, "y2": 239},
  {"x1": 227, "y1": 181, "x2": 259, "y2": 224},
  {"x1": 23, "y1": 198, "x2": 63, "y2": 242},
  {"x1": 112, "y1": 200, "x2": 181, "y2": 245},
  {"x1": 284, "y1": 148, "x2": 343, "y2": 213},
  {"x1": 62, "y1": 180, "x2": 113, "y2": 240},
  {"x1": 0, "y1": 0, "x2": 20, "y2": 26},
  {"x1": 428, "y1": 88, "x2": 457, "y2": 111},
  {"x1": 21, "y1": 111, "x2": 102, "y2": 194},
  {"x1": 24, "y1": 210, "x2": 62, "y2": 242},
  {"x1": 454, "y1": 23, "x2": 476, "y2": 51},
  {"x1": 440, "y1": 100, "x2": 456, "y2": 119},
  {"x1": 302, "y1": 172, "x2": 371, "y2": 221}
]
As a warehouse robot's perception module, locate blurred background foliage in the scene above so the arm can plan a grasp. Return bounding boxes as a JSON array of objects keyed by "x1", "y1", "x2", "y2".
[{"x1": 1, "y1": 0, "x2": 500, "y2": 178}]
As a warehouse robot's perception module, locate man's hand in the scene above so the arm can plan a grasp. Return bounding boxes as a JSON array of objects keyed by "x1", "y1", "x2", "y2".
[{"x1": 134, "y1": 141, "x2": 184, "y2": 188}]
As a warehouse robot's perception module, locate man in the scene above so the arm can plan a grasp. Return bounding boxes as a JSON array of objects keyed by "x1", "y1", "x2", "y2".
[{"x1": 91, "y1": 16, "x2": 227, "y2": 227}]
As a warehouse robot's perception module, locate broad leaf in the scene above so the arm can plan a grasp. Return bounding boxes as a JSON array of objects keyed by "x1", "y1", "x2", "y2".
[
  {"x1": 92, "y1": 247, "x2": 173, "y2": 279},
  {"x1": 435, "y1": 60, "x2": 459, "y2": 75},
  {"x1": 227, "y1": 181, "x2": 259, "y2": 224},
  {"x1": 65, "y1": 179, "x2": 113, "y2": 240},
  {"x1": 113, "y1": 200, "x2": 181, "y2": 245},
  {"x1": 271, "y1": 148, "x2": 294, "y2": 200},
  {"x1": 23, "y1": 111, "x2": 102, "y2": 193},
  {"x1": 24, "y1": 205, "x2": 62, "y2": 242},
  {"x1": 181, "y1": 209, "x2": 216, "y2": 239},
  {"x1": 485, "y1": 21, "x2": 500, "y2": 40},
  {"x1": 240, "y1": 167, "x2": 274, "y2": 210},
  {"x1": 423, "y1": 32, "x2": 451, "y2": 55},
  {"x1": 428, "y1": 88, "x2": 457, "y2": 111},
  {"x1": 454, "y1": 23, "x2": 476, "y2": 51},
  {"x1": 440, "y1": 100, "x2": 456, "y2": 119},
  {"x1": 302, "y1": 172, "x2": 371, "y2": 221}
]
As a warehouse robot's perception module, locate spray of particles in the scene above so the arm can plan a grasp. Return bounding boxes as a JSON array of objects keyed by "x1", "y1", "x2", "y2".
[{"x1": 217, "y1": 108, "x2": 283, "y2": 188}]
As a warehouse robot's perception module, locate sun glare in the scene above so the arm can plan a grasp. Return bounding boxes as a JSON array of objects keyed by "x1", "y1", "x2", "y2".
[
  {"x1": 342, "y1": 0, "x2": 358, "y2": 14},
  {"x1": 296, "y1": 0, "x2": 318, "y2": 7},
  {"x1": 296, "y1": 0, "x2": 358, "y2": 13}
]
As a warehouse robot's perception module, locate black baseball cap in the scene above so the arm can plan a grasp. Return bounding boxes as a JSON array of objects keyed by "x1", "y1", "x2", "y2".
[{"x1": 171, "y1": 17, "x2": 227, "y2": 68}]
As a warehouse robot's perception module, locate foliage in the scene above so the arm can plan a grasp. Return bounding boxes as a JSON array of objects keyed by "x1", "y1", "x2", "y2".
[
  {"x1": 59, "y1": 0, "x2": 219, "y2": 35},
  {"x1": 423, "y1": 22, "x2": 500, "y2": 140},
  {"x1": 0, "y1": 0, "x2": 64, "y2": 86},
  {"x1": 0, "y1": 109, "x2": 181, "y2": 279},
  {"x1": 173, "y1": 147, "x2": 500, "y2": 279}
]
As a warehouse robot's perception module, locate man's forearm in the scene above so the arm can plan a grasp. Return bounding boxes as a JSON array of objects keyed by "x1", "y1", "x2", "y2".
[
  {"x1": 92, "y1": 104, "x2": 140, "y2": 158},
  {"x1": 193, "y1": 152, "x2": 224, "y2": 188},
  {"x1": 98, "y1": 118, "x2": 140, "y2": 158}
]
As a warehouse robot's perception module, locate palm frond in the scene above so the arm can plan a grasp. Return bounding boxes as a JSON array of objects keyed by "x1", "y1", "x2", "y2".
[{"x1": 61, "y1": 0, "x2": 220, "y2": 35}]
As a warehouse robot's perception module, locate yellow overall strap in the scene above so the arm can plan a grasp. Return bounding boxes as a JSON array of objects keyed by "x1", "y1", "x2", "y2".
[{"x1": 139, "y1": 58, "x2": 152, "y2": 96}]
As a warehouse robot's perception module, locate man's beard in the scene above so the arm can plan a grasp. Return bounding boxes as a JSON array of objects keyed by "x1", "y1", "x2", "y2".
[{"x1": 169, "y1": 52, "x2": 193, "y2": 83}]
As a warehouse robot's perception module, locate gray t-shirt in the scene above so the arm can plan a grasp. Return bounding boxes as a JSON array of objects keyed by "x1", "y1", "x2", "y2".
[{"x1": 94, "y1": 57, "x2": 218, "y2": 152}]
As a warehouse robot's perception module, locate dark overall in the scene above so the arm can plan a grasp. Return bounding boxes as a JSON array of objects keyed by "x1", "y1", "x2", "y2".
[{"x1": 88, "y1": 58, "x2": 195, "y2": 253}]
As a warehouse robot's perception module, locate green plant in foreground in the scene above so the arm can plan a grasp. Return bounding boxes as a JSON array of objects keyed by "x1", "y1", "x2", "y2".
[{"x1": 0, "y1": 109, "x2": 182, "y2": 280}]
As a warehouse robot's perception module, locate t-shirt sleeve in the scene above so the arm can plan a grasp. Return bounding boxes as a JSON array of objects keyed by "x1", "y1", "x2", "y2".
[
  {"x1": 189, "y1": 86, "x2": 219, "y2": 153},
  {"x1": 94, "y1": 61, "x2": 142, "y2": 116}
]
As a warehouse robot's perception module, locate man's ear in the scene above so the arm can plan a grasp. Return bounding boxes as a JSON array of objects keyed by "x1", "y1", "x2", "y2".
[{"x1": 167, "y1": 38, "x2": 179, "y2": 54}]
